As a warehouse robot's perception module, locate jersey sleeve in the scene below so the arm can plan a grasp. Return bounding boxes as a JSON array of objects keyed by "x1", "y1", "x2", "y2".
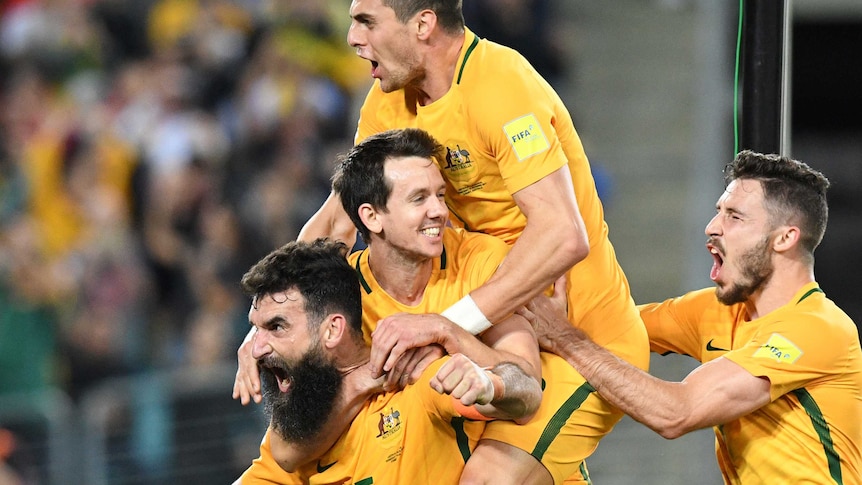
[
  {"x1": 723, "y1": 313, "x2": 853, "y2": 401},
  {"x1": 467, "y1": 51, "x2": 569, "y2": 195},
  {"x1": 638, "y1": 288, "x2": 728, "y2": 359}
]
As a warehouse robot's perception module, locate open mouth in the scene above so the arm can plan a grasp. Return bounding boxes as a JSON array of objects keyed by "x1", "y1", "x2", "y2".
[
  {"x1": 260, "y1": 360, "x2": 292, "y2": 394},
  {"x1": 420, "y1": 227, "x2": 440, "y2": 238},
  {"x1": 708, "y1": 244, "x2": 724, "y2": 281}
]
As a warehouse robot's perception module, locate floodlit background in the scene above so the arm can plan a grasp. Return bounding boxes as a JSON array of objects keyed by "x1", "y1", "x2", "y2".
[{"x1": 0, "y1": 1, "x2": 859, "y2": 483}]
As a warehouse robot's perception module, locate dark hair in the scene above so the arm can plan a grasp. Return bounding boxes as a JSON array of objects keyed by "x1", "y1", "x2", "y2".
[
  {"x1": 383, "y1": 0, "x2": 465, "y2": 34},
  {"x1": 332, "y1": 128, "x2": 444, "y2": 242},
  {"x1": 240, "y1": 239, "x2": 362, "y2": 335},
  {"x1": 724, "y1": 150, "x2": 831, "y2": 257}
]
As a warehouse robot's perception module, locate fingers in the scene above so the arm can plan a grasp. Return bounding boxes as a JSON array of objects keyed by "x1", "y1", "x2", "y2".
[
  {"x1": 370, "y1": 332, "x2": 406, "y2": 379},
  {"x1": 408, "y1": 345, "x2": 444, "y2": 383},
  {"x1": 371, "y1": 313, "x2": 436, "y2": 377},
  {"x1": 234, "y1": 327, "x2": 262, "y2": 405},
  {"x1": 383, "y1": 347, "x2": 416, "y2": 391},
  {"x1": 431, "y1": 354, "x2": 494, "y2": 405},
  {"x1": 233, "y1": 371, "x2": 261, "y2": 405}
]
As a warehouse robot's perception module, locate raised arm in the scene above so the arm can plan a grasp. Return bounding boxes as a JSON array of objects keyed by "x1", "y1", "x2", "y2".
[
  {"x1": 297, "y1": 191, "x2": 358, "y2": 247},
  {"x1": 469, "y1": 165, "x2": 588, "y2": 325}
]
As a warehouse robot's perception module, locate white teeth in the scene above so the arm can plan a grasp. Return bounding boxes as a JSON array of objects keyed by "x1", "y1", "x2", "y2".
[
  {"x1": 421, "y1": 227, "x2": 440, "y2": 237},
  {"x1": 710, "y1": 248, "x2": 719, "y2": 254}
]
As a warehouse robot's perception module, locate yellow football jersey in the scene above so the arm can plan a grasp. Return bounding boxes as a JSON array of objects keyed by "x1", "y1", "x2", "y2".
[
  {"x1": 356, "y1": 28, "x2": 647, "y2": 358},
  {"x1": 640, "y1": 283, "x2": 862, "y2": 484},
  {"x1": 350, "y1": 226, "x2": 509, "y2": 344},
  {"x1": 238, "y1": 358, "x2": 483, "y2": 485}
]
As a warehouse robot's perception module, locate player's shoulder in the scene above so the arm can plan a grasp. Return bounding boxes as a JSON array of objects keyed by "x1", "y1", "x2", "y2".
[
  {"x1": 444, "y1": 227, "x2": 507, "y2": 250},
  {"x1": 467, "y1": 35, "x2": 531, "y2": 76}
]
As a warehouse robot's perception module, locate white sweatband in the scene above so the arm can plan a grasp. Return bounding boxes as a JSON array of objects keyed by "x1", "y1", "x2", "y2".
[{"x1": 441, "y1": 295, "x2": 493, "y2": 335}]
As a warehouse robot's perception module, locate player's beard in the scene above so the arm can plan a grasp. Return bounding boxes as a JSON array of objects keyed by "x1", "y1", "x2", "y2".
[
  {"x1": 259, "y1": 343, "x2": 342, "y2": 443},
  {"x1": 716, "y1": 235, "x2": 774, "y2": 306}
]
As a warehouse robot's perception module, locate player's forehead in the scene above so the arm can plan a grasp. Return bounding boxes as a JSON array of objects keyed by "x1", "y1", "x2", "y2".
[
  {"x1": 249, "y1": 290, "x2": 305, "y2": 321},
  {"x1": 384, "y1": 155, "x2": 441, "y2": 186},
  {"x1": 719, "y1": 178, "x2": 765, "y2": 210},
  {"x1": 350, "y1": 0, "x2": 391, "y2": 20}
]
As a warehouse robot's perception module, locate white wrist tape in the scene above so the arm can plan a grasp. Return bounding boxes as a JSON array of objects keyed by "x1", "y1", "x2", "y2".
[
  {"x1": 441, "y1": 295, "x2": 493, "y2": 335},
  {"x1": 467, "y1": 359, "x2": 495, "y2": 405}
]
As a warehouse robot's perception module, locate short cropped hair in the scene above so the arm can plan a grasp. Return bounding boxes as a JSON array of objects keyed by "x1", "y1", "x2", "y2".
[
  {"x1": 240, "y1": 239, "x2": 363, "y2": 335},
  {"x1": 332, "y1": 128, "x2": 444, "y2": 243},
  {"x1": 724, "y1": 150, "x2": 830, "y2": 258},
  {"x1": 383, "y1": 0, "x2": 465, "y2": 34}
]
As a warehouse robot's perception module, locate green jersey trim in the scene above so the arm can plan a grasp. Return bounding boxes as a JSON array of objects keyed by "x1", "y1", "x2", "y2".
[
  {"x1": 531, "y1": 382, "x2": 596, "y2": 459},
  {"x1": 456, "y1": 34, "x2": 480, "y2": 85},
  {"x1": 792, "y1": 388, "x2": 843, "y2": 484}
]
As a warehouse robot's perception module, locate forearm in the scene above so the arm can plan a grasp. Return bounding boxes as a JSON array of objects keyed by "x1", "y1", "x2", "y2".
[
  {"x1": 471, "y1": 167, "x2": 589, "y2": 323},
  {"x1": 475, "y1": 361, "x2": 541, "y2": 421},
  {"x1": 298, "y1": 191, "x2": 358, "y2": 247},
  {"x1": 547, "y1": 326, "x2": 689, "y2": 438},
  {"x1": 439, "y1": 320, "x2": 536, "y2": 378}
]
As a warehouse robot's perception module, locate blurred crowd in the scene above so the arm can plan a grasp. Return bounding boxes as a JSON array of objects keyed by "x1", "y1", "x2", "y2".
[
  {"x1": 0, "y1": 0, "x2": 567, "y2": 481},
  {"x1": 0, "y1": 0, "x2": 370, "y2": 402},
  {"x1": 0, "y1": 0, "x2": 568, "y2": 404}
]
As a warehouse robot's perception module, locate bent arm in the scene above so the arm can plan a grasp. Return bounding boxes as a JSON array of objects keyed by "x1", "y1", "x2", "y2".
[
  {"x1": 431, "y1": 353, "x2": 542, "y2": 421},
  {"x1": 523, "y1": 295, "x2": 771, "y2": 439},
  {"x1": 297, "y1": 191, "x2": 358, "y2": 247},
  {"x1": 370, "y1": 312, "x2": 541, "y2": 385},
  {"x1": 470, "y1": 165, "x2": 589, "y2": 324}
]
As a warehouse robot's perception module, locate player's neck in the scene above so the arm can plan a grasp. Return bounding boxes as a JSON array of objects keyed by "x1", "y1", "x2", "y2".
[
  {"x1": 340, "y1": 353, "x2": 385, "y2": 397},
  {"x1": 367, "y1": 245, "x2": 433, "y2": 306},
  {"x1": 413, "y1": 30, "x2": 464, "y2": 106},
  {"x1": 744, "y1": 262, "x2": 815, "y2": 320}
]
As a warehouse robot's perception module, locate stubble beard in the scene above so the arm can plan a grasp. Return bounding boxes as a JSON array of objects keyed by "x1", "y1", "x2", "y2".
[{"x1": 716, "y1": 236, "x2": 774, "y2": 306}]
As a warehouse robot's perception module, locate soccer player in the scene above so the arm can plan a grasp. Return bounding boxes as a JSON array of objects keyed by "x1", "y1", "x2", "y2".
[
  {"x1": 240, "y1": 128, "x2": 600, "y2": 484},
  {"x1": 521, "y1": 151, "x2": 862, "y2": 484},
  {"x1": 235, "y1": 1, "x2": 650, "y2": 481},
  {"x1": 235, "y1": 238, "x2": 540, "y2": 485}
]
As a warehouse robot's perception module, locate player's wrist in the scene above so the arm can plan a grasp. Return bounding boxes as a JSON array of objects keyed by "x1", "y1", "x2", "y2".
[
  {"x1": 484, "y1": 368, "x2": 505, "y2": 402},
  {"x1": 441, "y1": 294, "x2": 492, "y2": 335}
]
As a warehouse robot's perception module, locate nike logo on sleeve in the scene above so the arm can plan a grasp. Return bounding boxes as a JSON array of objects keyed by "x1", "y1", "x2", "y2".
[{"x1": 706, "y1": 339, "x2": 729, "y2": 352}]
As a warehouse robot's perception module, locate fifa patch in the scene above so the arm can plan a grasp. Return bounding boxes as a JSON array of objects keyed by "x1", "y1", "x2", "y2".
[
  {"x1": 753, "y1": 333, "x2": 803, "y2": 363},
  {"x1": 503, "y1": 114, "x2": 549, "y2": 161}
]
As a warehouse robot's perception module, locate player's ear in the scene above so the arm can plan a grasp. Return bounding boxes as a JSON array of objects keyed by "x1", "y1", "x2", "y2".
[
  {"x1": 358, "y1": 203, "x2": 383, "y2": 235},
  {"x1": 321, "y1": 314, "x2": 348, "y2": 349},
  {"x1": 772, "y1": 225, "x2": 800, "y2": 253},
  {"x1": 415, "y1": 9, "x2": 436, "y2": 40}
]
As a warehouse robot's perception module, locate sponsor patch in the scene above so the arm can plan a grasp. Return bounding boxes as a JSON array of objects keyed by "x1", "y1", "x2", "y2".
[
  {"x1": 752, "y1": 333, "x2": 803, "y2": 363},
  {"x1": 503, "y1": 114, "x2": 549, "y2": 161}
]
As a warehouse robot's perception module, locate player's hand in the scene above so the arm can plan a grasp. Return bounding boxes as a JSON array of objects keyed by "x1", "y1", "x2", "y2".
[
  {"x1": 430, "y1": 353, "x2": 496, "y2": 405},
  {"x1": 370, "y1": 313, "x2": 449, "y2": 378},
  {"x1": 232, "y1": 327, "x2": 262, "y2": 405},
  {"x1": 382, "y1": 344, "x2": 445, "y2": 391},
  {"x1": 517, "y1": 275, "x2": 572, "y2": 352}
]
